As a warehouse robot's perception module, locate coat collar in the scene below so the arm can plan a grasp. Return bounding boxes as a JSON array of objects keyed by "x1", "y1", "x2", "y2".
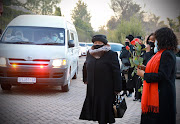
[{"x1": 89, "y1": 44, "x2": 111, "y2": 59}]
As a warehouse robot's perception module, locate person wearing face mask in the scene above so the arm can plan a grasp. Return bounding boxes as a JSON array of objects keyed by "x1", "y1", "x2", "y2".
[
  {"x1": 137, "y1": 27, "x2": 177, "y2": 124},
  {"x1": 79, "y1": 34, "x2": 122, "y2": 124},
  {"x1": 143, "y1": 33, "x2": 156, "y2": 66},
  {"x1": 120, "y1": 34, "x2": 134, "y2": 97},
  {"x1": 51, "y1": 33, "x2": 63, "y2": 43}
]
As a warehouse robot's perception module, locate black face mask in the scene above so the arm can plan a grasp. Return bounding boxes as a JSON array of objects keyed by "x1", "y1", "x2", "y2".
[
  {"x1": 125, "y1": 42, "x2": 129, "y2": 46},
  {"x1": 147, "y1": 41, "x2": 155, "y2": 47},
  {"x1": 93, "y1": 45, "x2": 104, "y2": 49}
]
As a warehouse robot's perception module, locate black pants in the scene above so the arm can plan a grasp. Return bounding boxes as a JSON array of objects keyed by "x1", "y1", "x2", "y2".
[{"x1": 135, "y1": 77, "x2": 142, "y2": 99}]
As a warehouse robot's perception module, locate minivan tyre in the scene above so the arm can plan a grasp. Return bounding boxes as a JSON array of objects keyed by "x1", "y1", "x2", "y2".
[
  {"x1": 62, "y1": 69, "x2": 71, "y2": 92},
  {"x1": 73, "y1": 64, "x2": 78, "y2": 79},
  {"x1": 72, "y1": 68, "x2": 78, "y2": 79},
  {"x1": 62, "y1": 84, "x2": 69, "y2": 92},
  {"x1": 1, "y1": 84, "x2": 12, "y2": 90}
]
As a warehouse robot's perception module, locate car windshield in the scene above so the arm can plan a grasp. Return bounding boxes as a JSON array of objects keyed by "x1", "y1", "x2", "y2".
[
  {"x1": 87, "y1": 43, "x2": 93, "y2": 46},
  {"x1": 110, "y1": 44, "x2": 123, "y2": 51},
  {"x1": 0, "y1": 26, "x2": 65, "y2": 45},
  {"x1": 79, "y1": 43, "x2": 86, "y2": 47}
]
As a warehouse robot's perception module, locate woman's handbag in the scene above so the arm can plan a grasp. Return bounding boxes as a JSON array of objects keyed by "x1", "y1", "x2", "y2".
[{"x1": 113, "y1": 95, "x2": 127, "y2": 118}]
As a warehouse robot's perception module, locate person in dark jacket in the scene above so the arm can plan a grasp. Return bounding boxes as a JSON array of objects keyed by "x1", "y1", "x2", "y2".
[
  {"x1": 133, "y1": 36, "x2": 146, "y2": 102},
  {"x1": 137, "y1": 27, "x2": 177, "y2": 124},
  {"x1": 143, "y1": 33, "x2": 155, "y2": 65},
  {"x1": 79, "y1": 34, "x2": 122, "y2": 124},
  {"x1": 120, "y1": 34, "x2": 134, "y2": 97}
]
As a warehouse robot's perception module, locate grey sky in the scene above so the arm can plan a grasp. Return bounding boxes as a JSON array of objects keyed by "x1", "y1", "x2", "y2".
[
  {"x1": 17, "y1": 0, "x2": 180, "y2": 30},
  {"x1": 135, "y1": 0, "x2": 180, "y2": 20}
]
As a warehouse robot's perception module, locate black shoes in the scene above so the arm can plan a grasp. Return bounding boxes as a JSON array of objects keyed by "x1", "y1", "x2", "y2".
[
  {"x1": 133, "y1": 98, "x2": 138, "y2": 101},
  {"x1": 127, "y1": 93, "x2": 132, "y2": 97},
  {"x1": 133, "y1": 98, "x2": 141, "y2": 102}
]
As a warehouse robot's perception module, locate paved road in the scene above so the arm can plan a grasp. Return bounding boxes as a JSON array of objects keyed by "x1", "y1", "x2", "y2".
[{"x1": 0, "y1": 56, "x2": 179, "y2": 124}]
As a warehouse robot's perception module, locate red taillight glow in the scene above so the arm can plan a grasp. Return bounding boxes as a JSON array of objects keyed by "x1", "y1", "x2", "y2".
[
  {"x1": 40, "y1": 65, "x2": 44, "y2": 68},
  {"x1": 12, "y1": 64, "x2": 17, "y2": 68}
]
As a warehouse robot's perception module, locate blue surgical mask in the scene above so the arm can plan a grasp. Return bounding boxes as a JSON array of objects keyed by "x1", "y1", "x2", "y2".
[
  {"x1": 154, "y1": 40, "x2": 158, "y2": 53},
  {"x1": 52, "y1": 36, "x2": 57, "y2": 41}
]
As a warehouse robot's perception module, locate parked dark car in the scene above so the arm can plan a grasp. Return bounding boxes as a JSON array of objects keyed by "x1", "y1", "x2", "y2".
[{"x1": 176, "y1": 45, "x2": 180, "y2": 78}]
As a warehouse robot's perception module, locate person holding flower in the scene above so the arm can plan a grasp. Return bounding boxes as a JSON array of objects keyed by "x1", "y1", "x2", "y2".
[
  {"x1": 137, "y1": 27, "x2": 177, "y2": 124},
  {"x1": 120, "y1": 34, "x2": 135, "y2": 97},
  {"x1": 133, "y1": 36, "x2": 146, "y2": 102}
]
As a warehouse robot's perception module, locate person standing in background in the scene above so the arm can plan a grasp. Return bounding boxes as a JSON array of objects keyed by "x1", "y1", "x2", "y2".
[
  {"x1": 120, "y1": 34, "x2": 135, "y2": 97},
  {"x1": 143, "y1": 33, "x2": 155, "y2": 65},
  {"x1": 133, "y1": 36, "x2": 146, "y2": 102}
]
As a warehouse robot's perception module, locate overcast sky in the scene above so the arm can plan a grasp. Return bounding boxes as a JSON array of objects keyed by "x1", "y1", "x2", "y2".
[{"x1": 59, "y1": 0, "x2": 180, "y2": 31}]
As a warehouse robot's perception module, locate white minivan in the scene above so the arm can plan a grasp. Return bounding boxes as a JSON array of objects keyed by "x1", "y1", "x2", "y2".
[{"x1": 0, "y1": 15, "x2": 79, "y2": 92}]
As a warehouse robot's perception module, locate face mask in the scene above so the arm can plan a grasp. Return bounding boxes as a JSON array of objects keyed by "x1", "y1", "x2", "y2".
[
  {"x1": 125, "y1": 42, "x2": 129, "y2": 46},
  {"x1": 17, "y1": 35, "x2": 21, "y2": 39},
  {"x1": 93, "y1": 45, "x2": 104, "y2": 49},
  {"x1": 52, "y1": 36, "x2": 57, "y2": 41},
  {"x1": 148, "y1": 41, "x2": 155, "y2": 47},
  {"x1": 154, "y1": 40, "x2": 158, "y2": 53}
]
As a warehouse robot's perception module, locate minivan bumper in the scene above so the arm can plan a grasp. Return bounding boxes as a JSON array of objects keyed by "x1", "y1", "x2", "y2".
[{"x1": 0, "y1": 66, "x2": 68, "y2": 86}]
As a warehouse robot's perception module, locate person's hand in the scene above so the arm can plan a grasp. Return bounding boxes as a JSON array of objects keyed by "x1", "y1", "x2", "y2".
[
  {"x1": 137, "y1": 65, "x2": 146, "y2": 71},
  {"x1": 137, "y1": 68, "x2": 145, "y2": 78},
  {"x1": 146, "y1": 44, "x2": 151, "y2": 52}
]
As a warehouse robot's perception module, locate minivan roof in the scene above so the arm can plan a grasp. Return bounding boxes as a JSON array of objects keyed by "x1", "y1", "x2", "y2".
[{"x1": 7, "y1": 15, "x2": 75, "y2": 30}]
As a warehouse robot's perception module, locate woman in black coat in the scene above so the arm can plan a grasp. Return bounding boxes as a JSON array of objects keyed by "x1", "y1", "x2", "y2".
[
  {"x1": 79, "y1": 35, "x2": 122, "y2": 124},
  {"x1": 137, "y1": 27, "x2": 177, "y2": 124},
  {"x1": 120, "y1": 34, "x2": 135, "y2": 97}
]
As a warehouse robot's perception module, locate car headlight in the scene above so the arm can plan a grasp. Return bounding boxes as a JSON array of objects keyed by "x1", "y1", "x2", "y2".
[
  {"x1": 52, "y1": 59, "x2": 67, "y2": 68},
  {"x1": 0, "y1": 57, "x2": 6, "y2": 67}
]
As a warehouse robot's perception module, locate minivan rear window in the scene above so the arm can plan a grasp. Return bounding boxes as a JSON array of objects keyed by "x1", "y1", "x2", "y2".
[{"x1": 1, "y1": 26, "x2": 65, "y2": 45}]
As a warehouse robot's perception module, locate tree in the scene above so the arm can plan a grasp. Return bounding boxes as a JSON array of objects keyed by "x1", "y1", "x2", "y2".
[
  {"x1": 2, "y1": 0, "x2": 61, "y2": 15},
  {"x1": 108, "y1": 16, "x2": 145, "y2": 44},
  {"x1": 71, "y1": 0, "x2": 93, "y2": 42},
  {"x1": 24, "y1": 0, "x2": 61, "y2": 15},
  {"x1": 54, "y1": 6, "x2": 61, "y2": 16},
  {"x1": 167, "y1": 17, "x2": 179, "y2": 32},
  {"x1": 71, "y1": 0, "x2": 91, "y2": 24},
  {"x1": 110, "y1": 0, "x2": 141, "y2": 21},
  {"x1": 107, "y1": 16, "x2": 119, "y2": 30}
]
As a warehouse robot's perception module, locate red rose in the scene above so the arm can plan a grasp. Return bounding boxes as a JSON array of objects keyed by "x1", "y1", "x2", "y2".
[
  {"x1": 126, "y1": 46, "x2": 130, "y2": 50},
  {"x1": 134, "y1": 38, "x2": 141, "y2": 44},
  {"x1": 131, "y1": 40, "x2": 137, "y2": 46}
]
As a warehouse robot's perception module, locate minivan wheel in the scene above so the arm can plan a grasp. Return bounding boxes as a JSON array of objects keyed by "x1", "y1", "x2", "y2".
[
  {"x1": 73, "y1": 64, "x2": 78, "y2": 79},
  {"x1": 72, "y1": 69, "x2": 78, "y2": 79},
  {"x1": 1, "y1": 84, "x2": 12, "y2": 90},
  {"x1": 62, "y1": 69, "x2": 71, "y2": 92},
  {"x1": 62, "y1": 84, "x2": 69, "y2": 92}
]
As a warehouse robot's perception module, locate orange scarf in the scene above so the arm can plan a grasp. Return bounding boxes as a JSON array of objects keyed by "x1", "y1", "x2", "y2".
[{"x1": 141, "y1": 49, "x2": 165, "y2": 113}]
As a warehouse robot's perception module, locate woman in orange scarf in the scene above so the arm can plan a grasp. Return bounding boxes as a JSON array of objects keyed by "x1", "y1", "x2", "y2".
[{"x1": 137, "y1": 27, "x2": 178, "y2": 124}]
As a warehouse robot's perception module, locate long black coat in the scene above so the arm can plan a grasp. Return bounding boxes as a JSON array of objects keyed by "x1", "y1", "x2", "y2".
[
  {"x1": 79, "y1": 50, "x2": 122, "y2": 124},
  {"x1": 141, "y1": 50, "x2": 176, "y2": 124}
]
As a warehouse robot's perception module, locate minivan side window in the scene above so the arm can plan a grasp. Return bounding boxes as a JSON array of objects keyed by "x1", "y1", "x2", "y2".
[
  {"x1": 70, "y1": 31, "x2": 78, "y2": 47},
  {"x1": 70, "y1": 33, "x2": 74, "y2": 40},
  {"x1": 67, "y1": 30, "x2": 70, "y2": 41}
]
